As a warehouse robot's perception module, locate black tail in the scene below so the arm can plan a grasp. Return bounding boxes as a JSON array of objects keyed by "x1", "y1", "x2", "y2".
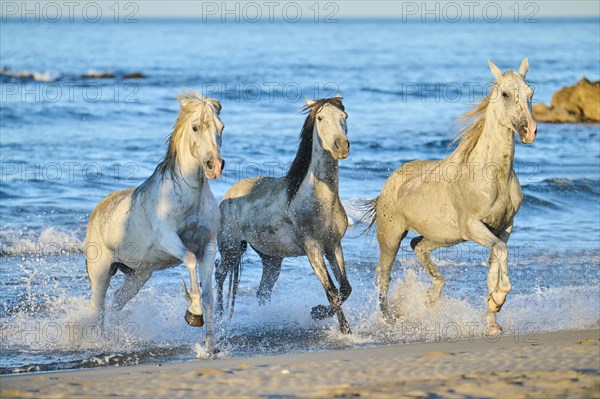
[
  {"x1": 226, "y1": 241, "x2": 246, "y2": 318},
  {"x1": 356, "y1": 197, "x2": 379, "y2": 236}
]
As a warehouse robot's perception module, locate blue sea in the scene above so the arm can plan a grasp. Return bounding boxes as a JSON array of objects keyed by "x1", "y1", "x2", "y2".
[{"x1": 1, "y1": 16, "x2": 599, "y2": 373}]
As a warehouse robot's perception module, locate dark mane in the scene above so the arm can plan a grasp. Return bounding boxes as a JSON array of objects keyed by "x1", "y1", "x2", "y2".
[{"x1": 285, "y1": 97, "x2": 345, "y2": 203}]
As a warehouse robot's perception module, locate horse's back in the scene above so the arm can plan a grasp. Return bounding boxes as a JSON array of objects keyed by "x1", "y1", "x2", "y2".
[
  {"x1": 219, "y1": 176, "x2": 304, "y2": 255},
  {"x1": 378, "y1": 158, "x2": 463, "y2": 241},
  {"x1": 223, "y1": 177, "x2": 269, "y2": 200},
  {"x1": 381, "y1": 159, "x2": 441, "y2": 201},
  {"x1": 86, "y1": 188, "x2": 136, "y2": 251}
]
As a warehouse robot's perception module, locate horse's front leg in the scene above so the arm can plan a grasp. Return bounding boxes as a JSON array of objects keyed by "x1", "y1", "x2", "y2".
[
  {"x1": 198, "y1": 240, "x2": 217, "y2": 353},
  {"x1": 467, "y1": 219, "x2": 511, "y2": 336},
  {"x1": 495, "y1": 220, "x2": 514, "y2": 306},
  {"x1": 157, "y1": 230, "x2": 204, "y2": 327},
  {"x1": 325, "y1": 243, "x2": 352, "y2": 304},
  {"x1": 305, "y1": 240, "x2": 351, "y2": 334}
]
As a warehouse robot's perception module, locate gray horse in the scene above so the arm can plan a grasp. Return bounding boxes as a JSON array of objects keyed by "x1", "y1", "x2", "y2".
[
  {"x1": 365, "y1": 59, "x2": 537, "y2": 335},
  {"x1": 216, "y1": 95, "x2": 352, "y2": 333}
]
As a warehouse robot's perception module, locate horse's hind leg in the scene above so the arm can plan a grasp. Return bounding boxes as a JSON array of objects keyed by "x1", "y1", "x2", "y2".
[
  {"x1": 113, "y1": 266, "x2": 152, "y2": 312},
  {"x1": 411, "y1": 236, "x2": 449, "y2": 305},
  {"x1": 375, "y1": 220, "x2": 407, "y2": 322},
  {"x1": 256, "y1": 251, "x2": 283, "y2": 305}
]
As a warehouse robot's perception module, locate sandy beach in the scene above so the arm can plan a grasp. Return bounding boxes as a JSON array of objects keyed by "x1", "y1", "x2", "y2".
[{"x1": 2, "y1": 329, "x2": 598, "y2": 398}]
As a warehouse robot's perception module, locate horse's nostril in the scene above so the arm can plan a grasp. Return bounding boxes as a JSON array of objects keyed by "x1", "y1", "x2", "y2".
[{"x1": 221, "y1": 159, "x2": 225, "y2": 171}]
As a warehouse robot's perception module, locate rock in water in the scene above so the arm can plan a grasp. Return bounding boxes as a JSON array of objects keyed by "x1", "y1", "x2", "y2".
[
  {"x1": 122, "y1": 72, "x2": 145, "y2": 79},
  {"x1": 533, "y1": 78, "x2": 599, "y2": 123},
  {"x1": 81, "y1": 70, "x2": 115, "y2": 79}
]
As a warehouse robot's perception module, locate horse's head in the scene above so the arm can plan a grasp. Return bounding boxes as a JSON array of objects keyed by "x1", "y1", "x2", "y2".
[
  {"x1": 305, "y1": 94, "x2": 350, "y2": 160},
  {"x1": 488, "y1": 58, "x2": 537, "y2": 144},
  {"x1": 177, "y1": 92, "x2": 225, "y2": 179}
]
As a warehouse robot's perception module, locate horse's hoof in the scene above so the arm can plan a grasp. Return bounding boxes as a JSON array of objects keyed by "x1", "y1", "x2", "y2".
[
  {"x1": 257, "y1": 293, "x2": 270, "y2": 306},
  {"x1": 425, "y1": 294, "x2": 439, "y2": 307},
  {"x1": 380, "y1": 304, "x2": 396, "y2": 324},
  {"x1": 311, "y1": 304, "x2": 335, "y2": 320},
  {"x1": 486, "y1": 323, "x2": 503, "y2": 336},
  {"x1": 185, "y1": 310, "x2": 204, "y2": 327},
  {"x1": 487, "y1": 293, "x2": 503, "y2": 313},
  {"x1": 340, "y1": 322, "x2": 352, "y2": 335}
]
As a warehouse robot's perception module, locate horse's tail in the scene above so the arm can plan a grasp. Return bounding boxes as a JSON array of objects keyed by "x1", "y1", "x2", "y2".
[
  {"x1": 226, "y1": 241, "x2": 246, "y2": 318},
  {"x1": 357, "y1": 197, "x2": 379, "y2": 236}
]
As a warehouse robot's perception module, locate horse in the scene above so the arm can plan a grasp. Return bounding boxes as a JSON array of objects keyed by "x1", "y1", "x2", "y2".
[
  {"x1": 364, "y1": 59, "x2": 537, "y2": 336},
  {"x1": 215, "y1": 95, "x2": 352, "y2": 333},
  {"x1": 85, "y1": 91, "x2": 225, "y2": 352}
]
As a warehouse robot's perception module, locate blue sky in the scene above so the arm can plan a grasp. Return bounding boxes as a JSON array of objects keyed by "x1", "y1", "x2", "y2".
[{"x1": 134, "y1": 1, "x2": 598, "y2": 18}]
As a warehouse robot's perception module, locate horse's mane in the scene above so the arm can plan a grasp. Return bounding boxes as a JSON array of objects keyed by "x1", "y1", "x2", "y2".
[
  {"x1": 285, "y1": 97, "x2": 345, "y2": 203},
  {"x1": 159, "y1": 91, "x2": 221, "y2": 175},
  {"x1": 450, "y1": 84, "x2": 495, "y2": 164}
]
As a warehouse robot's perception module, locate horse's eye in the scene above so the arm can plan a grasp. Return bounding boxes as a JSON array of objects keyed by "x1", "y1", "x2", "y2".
[
  {"x1": 317, "y1": 116, "x2": 323, "y2": 121},
  {"x1": 502, "y1": 91, "x2": 509, "y2": 98},
  {"x1": 192, "y1": 125, "x2": 199, "y2": 132}
]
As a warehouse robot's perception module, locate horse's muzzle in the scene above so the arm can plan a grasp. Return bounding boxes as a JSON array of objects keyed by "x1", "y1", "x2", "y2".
[
  {"x1": 519, "y1": 121, "x2": 537, "y2": 144},
  {"x1": 334, "y1": 138, "x2": 350, "y2": 159},
  {"x1": 519, "y1": 107, "x2": 537, "y2": 144},
  {"x1": 206, "y1": 157, "x2": 224, "y2": 178}
]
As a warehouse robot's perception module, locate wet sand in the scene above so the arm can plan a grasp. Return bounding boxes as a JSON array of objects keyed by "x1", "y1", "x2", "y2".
[{"x1": 2, "y1": 329, "x2": 599, "y2": 398}]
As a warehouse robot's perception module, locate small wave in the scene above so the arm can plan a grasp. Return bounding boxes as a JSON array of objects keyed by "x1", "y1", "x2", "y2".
[
  {"x1": 524, "y1": 178, "x2": 599, "y2": 195},
  {"x1": 0, "y1": 226, "x2": 85, "y2": 256},
  {"x1": 361, "y1": 84, "x2": 462, "y2": 100},
  {"x1": 522, "y1": 194, "x2": 560, "y2": 209},
  {"x1": 541, "y1": 178, "x2": 599, "y2": 195}
]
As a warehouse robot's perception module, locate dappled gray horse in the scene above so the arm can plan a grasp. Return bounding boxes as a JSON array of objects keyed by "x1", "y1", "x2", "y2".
[
  {"x1": 365, "y1": 59, "x2": 537, "y2": 335},
  {"x1": 216, "y1": 95, "x2": 352, "y2": 333}
]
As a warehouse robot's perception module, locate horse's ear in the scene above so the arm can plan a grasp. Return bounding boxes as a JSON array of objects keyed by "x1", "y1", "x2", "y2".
[
  {"x1": 488, "y1": 59, "x2": 503, "y2": 81},
  {"x1": 518, "y1": 58, "x2": 529, "y2": 77},
  {"x1": 304, "y1": 98, "x2": 316, "y2": 106},
  {"x1": 178, "y1": 97, "x2": 191, "y2": 108}
]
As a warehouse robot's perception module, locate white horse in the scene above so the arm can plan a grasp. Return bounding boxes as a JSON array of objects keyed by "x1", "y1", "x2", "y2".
[
  {"x1": 85, "y1": 91, "x2": 224, "y2": 351},
  {"x1": 365, "y1": 59, "x2": 537, "y2": 335},
  {"x1": 215, "y1": 95, "x2": 352, "y2": 333}
]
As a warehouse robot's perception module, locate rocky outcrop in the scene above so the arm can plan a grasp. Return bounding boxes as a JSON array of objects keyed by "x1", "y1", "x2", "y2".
[
  {"x1": 81, "y1": 70, "x2": 116, "y2": 79},
  {"x1": 533, "y1": 78, "x2": 600, "y2": 123},
  {"x1": 122, "y1": 72, "x2": 145, "y2": 79}
]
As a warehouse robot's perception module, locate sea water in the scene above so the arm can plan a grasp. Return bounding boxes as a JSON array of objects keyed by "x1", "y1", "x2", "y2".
[{"x1": 1, "y1": 17, "x2": 599, "y2": 373}]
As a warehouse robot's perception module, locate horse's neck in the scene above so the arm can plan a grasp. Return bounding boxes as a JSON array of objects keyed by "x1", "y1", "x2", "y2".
[
  {"x1": 307, "y1": 129, "x2": 339, "y2": 192},
  {"x1": 469, "y1": 111, "x2": 515, "y2": 176},
  {"x1": 171, "y1": 135, "x2": 207, "y2": 190}
]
